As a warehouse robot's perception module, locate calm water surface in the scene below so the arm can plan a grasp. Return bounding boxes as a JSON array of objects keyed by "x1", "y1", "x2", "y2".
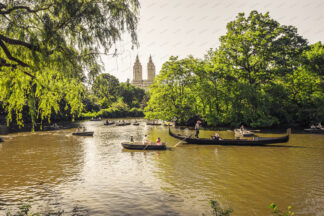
[{"x1": 0, "y1": 120, "x2": 324, "y2": 215}]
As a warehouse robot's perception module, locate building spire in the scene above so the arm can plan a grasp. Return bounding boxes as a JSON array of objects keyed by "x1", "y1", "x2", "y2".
[
  {"x1": 133, "y1": 55, "x2": 142, "y2": 81},
  {"x1": 147, "y1": 55, "x2": 155, "y2": 81}
]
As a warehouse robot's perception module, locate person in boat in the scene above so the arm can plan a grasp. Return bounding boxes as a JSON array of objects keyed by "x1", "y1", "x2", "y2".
[
  {"x1": 311, "y1": 125, "x2": 316, "y2": 129},
  {"x1": 211, "y1": 133, "x2": 220, "y2": 140},
  {"x1": 240, "y1": 124, "x2": 245, "y2": 131},
  {"x1": 105, "y1": 120, "x2": 108, "y2": 124},
  {"x1": 195, "y1": 121, "x2": 201, "y2": 138},
  {"x1": 317, "y1": 123, "x2": 323, "y2": 129},
  {"x1": 130, "y1": 136, "x2": 134, "y2": 143},
  {"x1": 143, "y1": 135, "x2": 149, "y2": 144},
  {"x1": 156, "y1": 137, "x2": 161, "y2": 145},
  {"x1": 82, "y1": 127, "x2": 86, "y2": 132}
]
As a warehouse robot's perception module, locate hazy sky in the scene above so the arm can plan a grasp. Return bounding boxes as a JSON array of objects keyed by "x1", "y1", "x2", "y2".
[{"x1": 102, "y1": 0, "x2": 324, "y2": 82}]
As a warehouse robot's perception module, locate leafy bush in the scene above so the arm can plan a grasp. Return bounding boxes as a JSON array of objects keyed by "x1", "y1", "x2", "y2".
[
  {"x1": 269, "y1": 203, "x2": 295, "y2": 216},
  {"x1": 202, "y1": 200, "x2": 233, "y2": 216}
]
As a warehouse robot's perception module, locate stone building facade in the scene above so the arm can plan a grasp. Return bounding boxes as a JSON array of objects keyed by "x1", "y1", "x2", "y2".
[{"x1": 131, "y1": 55, "x2": 156, "y2": 91}]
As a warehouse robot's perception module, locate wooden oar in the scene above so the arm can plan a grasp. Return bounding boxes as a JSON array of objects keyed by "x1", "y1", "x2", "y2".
[
  {"x1": 173, "y1": 134, "x2": 191, "y2": 147},
  {"x1": 168, "y1": 126, "x2": 187, "y2": 148},
  {"x1": 143, "y1": 140, "x2": 151, "y2": 150},
  {"x1": 174, "y1": 140, "x2": 184, "y2": 147}
]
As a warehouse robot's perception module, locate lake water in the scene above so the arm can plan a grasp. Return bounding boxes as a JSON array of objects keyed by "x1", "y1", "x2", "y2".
[{"x1": 0, "y1": 120, "x2": 324, "y2": 215}]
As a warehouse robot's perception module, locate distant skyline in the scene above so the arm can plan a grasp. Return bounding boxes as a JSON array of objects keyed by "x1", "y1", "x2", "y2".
[{"x1": 102, "y1": 0, "x2": 324, "y2": 82}]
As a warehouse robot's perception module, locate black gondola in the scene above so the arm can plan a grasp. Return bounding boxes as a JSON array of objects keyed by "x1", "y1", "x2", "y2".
[
  {"x1": 72, "y1": 131, "x2": 94, "y2": 136},
  {"x1": 104, "y1": 121, "x2": 115, "y2": 125},
  {"x1": 121, "y1": 142, "x2": 167, "y2": 150},
  {"x1": 169, "y1": 128, "x2": 289, "y2": 146}
]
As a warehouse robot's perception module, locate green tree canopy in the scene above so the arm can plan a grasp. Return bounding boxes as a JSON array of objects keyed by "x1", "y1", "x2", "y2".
[
  {"x1": 0, "y1": 0, "x2": 140, "y2": 129},
  {"x1": 119, "y1": 81, "x2": 145, "y2": 108},
  {"x1": 145, "y1": 11, "x2": 324, "y2": 128},
  {"x1": 219, "y1": 10, "x2": 308, "y2": 85},
  {"x1": 145, "y1": 56, "x2": 197, "y2": 124},
  {"x1": 92, "y1": 73, "x2": 120, "y2": 108}
]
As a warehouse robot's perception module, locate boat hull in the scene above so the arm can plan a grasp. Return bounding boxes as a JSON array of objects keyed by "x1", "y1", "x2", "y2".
[
  {"x1": 304, "y1": 128, "x2": 324, "y2": 134},
  {"x1": 116, "y1": 123, "x2": 131, "y2": 126},
  {"x1": 122, "y1": 142, "x2": 167, "y2": 150},
  {"x1": 147, "y1": 123, "x2": 162, "y2": 126},
  {"x1": 104, "y1": 122, "x2": 115, "y2": 125},
  {"x1": 72, "y1": 131, "x2": 94, "y2": 136},
  {"x1": 169, "y1": 128, "x2": 289, "y2": 146}
]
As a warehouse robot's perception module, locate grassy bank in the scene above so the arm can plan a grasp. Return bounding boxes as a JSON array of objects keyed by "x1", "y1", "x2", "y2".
[{"x1": 80, "y1": 107, "x2": 144, "y2": 119}]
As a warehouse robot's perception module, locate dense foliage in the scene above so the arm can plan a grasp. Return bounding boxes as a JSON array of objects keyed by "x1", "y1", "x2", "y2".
[
  {"x1": 82, "y1": 76, "x2": 146, "y2": 118},
  {"x1": 145, "y1": 11, "x2": 324, "y2": 127},
  {"x1": 0, "y1": 0, "x2": 139, "y2": 129}
]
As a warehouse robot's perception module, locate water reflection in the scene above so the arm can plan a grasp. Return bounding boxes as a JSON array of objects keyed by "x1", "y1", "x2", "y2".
[{"x1": 0, "y1": 120, "x2": 323, "y2": 215}]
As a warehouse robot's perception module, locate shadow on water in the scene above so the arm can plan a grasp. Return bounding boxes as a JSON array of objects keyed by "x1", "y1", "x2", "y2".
[{"x1": 175, "y1": 143, "x2": 305, "y2": 148}]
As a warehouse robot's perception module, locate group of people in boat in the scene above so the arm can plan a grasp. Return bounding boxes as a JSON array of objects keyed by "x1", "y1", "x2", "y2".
[
  {"x1": 211, "y1": 132, "x2": 221, "y2": 140},
  {"x1": 117, "y1": 120, "x2": 130, "y2": 124},
  {"x1": 76, "y1": 126, "x2": 87, "y2": 132},
  {"x1": 130, "y1": 135, "x2": 163, "y2": 145},
  {"x1": 310, "y1": 123, "x2": 323, "y2": 129},
  {"x1": 104, "y1": 120, "x2": 117, "y2": 125}
]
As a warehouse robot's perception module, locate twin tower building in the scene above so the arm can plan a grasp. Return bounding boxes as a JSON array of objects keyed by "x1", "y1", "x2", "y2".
[{"x1": 131, "y1": 55, "x2": 156, "y2": 91}]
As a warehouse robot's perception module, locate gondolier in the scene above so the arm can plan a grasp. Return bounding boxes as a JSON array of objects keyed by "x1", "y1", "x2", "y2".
[{"x1": 195, "y1": 121, "x2": 201, "y2": 138}]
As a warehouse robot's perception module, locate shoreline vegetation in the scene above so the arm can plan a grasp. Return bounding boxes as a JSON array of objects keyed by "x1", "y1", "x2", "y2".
[
  {"x1": 1, "y1": 5, "x2": 323, "y2": 131},
  {"x1": 5, "y1": 201, "x2": 293, "y2": 216},
  {"x1": 144, "y1": 11, "x2": 324, "y2": 129}
]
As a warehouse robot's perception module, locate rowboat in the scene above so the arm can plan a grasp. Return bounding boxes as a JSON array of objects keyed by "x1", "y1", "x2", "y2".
[
  {"x1": 121, "y1": 141, "x2": 167, "y2": 150},
  {"x1": 90, "y1": 119, "x2": 101, "y2": 121},
  {"x1": 234, "y1": 129, "x2": 254, "y2": 137},
  {"x1": 169, "y1": 128, "x2": 289, "y2": 146},
  {"x1": 133, "y1": 122, "x2": 140, "y2": 126},
  {"x1": 104, "y1": 121, "x2": 115, "y2": 125},
  {"x1": 304, "y1": 128, "x2": 324, "y2": 134},
  {"x1": 146, "y1": 122, "x2": 162, "y2": 126},
  {"x1": 72, "y1": 131, "x2": 94, "y2": 136},
  {"x1": 116, "y1": 122, "x2": 131, "y2": 126}
]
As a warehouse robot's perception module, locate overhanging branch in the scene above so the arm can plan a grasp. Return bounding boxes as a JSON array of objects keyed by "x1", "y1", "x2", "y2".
[
  {"x1": 0, "y1": 34, "x2": 40, "y2": 51},
  {"x1": 0, "y1": 39, "x2": 30, "y2": 67},
  {"x1": 0, "y1": 4, "x2": 52, "y2": 15}
]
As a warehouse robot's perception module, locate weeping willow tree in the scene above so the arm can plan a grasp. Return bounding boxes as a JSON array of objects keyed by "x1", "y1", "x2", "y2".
[{"x1": 0, "y1": 0, "x2": 139, "y2": 129}]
